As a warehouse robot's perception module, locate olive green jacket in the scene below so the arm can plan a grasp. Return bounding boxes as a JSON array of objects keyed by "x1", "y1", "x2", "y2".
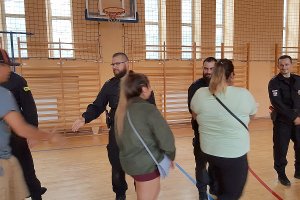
[{"x1": 115, "y1": 97, "x2": 176, "y2": 176}]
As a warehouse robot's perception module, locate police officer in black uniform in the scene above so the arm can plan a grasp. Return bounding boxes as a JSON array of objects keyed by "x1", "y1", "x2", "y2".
[
  {"x1": 268, "y1": 54, "x2": 300, "y2": 186},
  {"x1": 187, "y1": 57, "x2": 218, "y2": 200},
  {"x1": 0, "y1": 48, "x2": 47, "y2": 200},
  {"x1": 72, "y1": 52, "x2": 155, "y2": 200}
]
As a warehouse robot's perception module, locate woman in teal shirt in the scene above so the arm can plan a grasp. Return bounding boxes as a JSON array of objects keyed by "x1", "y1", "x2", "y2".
[
  {"x1": 191, "y1": 59, "x2": 257, "y2": 200},
  {"x1": 115, "y1": 71, "x2": 176, "y2": 200}
]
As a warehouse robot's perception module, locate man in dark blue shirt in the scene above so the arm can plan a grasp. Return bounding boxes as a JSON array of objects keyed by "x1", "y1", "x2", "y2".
[
  {"x1": 268, "y1": 55, "x2": 300, "y2": 186},
  {"x1": 187, "y1": 57, "x2": 218, "y2": 200},
  {"x1": 72, "y1": 52, "x2": 155, "y2": 200}
]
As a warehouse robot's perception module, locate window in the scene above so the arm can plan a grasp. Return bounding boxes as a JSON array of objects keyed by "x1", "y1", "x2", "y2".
[
  {"x1": 181, "y1": 0, "x2": 201, "y2": 59},
  {"x1": 47, "y1": 0, "x2": 74, "y2": 58},
  {"x1": 216, "y1": 0, "x2": 234, "y2": 59},
  {"x1": 282, "y1": 0, "x2": 299, "y2": 58},
  {"x1": 181, "y1": 0, "x2": 192, "y2": 59},
  {"x1": 145, "y1": 0, "x2": 159, "y2": 59},
  {"x1": 215, "y1": 0, "x2": 223, "y2": 59},
  {"x1": 283, "y1": 0, "x2": 287, "y2": 49},
  {"x1": 1, "y1": 0, "x2": 28, "y2": 58},
  {"x1": 145, "y1": 0, "x2": 166, "y2": 59}
]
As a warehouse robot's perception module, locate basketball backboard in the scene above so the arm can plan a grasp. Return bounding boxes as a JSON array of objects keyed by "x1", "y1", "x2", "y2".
[{"x1": 85, "y1": 0, "x2": 138, "y2": 23}]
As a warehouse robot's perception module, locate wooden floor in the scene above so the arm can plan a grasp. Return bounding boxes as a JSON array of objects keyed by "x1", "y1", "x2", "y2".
[{"x1": 30, "y1": 118, "x2": 300, "y2": 200}]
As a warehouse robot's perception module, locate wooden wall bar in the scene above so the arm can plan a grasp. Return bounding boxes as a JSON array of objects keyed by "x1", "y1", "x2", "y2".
[
  {"x1": 13, "y1": 39, "x2": 249, "y2": 131},
  {"x1": 16, "y1": 40, "x2": 102, "y2": 133},
  {"x1": 131, "y1": 43, "x2": 250, "y2": 124}
]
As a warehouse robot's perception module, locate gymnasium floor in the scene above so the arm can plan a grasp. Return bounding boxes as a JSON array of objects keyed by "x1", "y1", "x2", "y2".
[{"x1": 31, "y1": 118, "x2": 300, "y2": 199}]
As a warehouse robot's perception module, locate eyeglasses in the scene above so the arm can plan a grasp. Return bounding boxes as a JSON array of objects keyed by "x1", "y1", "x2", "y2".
[{"x1": 111, "y1": 61, "x2": 127, "y2": 67}]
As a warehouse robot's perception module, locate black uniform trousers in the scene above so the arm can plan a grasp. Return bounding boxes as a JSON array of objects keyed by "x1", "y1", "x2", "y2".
[
  {"x1": 10, "y1": 134, "x2": 42, "y2": 199},
  {"x1": 106, "y1": 122, "x2": 128, "y2": 197},
  {"x1": 273, "y1": 120, "x2": 300, "y2": 175},
  {"x1": 193, "y1": 133, "x2": 218, "y2": 195}
]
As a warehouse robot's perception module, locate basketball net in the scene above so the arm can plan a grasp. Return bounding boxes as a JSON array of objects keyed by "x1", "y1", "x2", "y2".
[{"x1": 103, "y1": 7, "x2": 125, "y2": 23}]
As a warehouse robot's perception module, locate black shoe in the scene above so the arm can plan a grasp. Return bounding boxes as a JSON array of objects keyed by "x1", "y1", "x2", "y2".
[
  {"x1": 31, "y1": 197, "x2": 42, "y2": 200},
  {"x1": 29, "y1": 187, "x2": 47, "y2": 200},
  {"x1": 278, "y1": 174, "x2": 291, "y2": 186},
  {"x1": 294, "y1": 171, "x2": 300, "y2": 179},
  {"x1": 209, "y1": 187, "x2": 218, "y2": 196},
  {"x1": 40, "y1": 187, "x2": 47, "y2": 195},
  {"x1": 199, "y1": 192, "x2": 208, "y2": 200},
  {"x1": 116, "y1": 194, "x2": 126, "y2": 200}
]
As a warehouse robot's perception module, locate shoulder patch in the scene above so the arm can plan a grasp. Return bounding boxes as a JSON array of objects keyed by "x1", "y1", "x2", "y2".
[
  {"x1": 23, "y1": 87, "x2": 30, "y2": 92},
  {"x1": 272, "y1": 89, "x2": 278, "y2": 96}
]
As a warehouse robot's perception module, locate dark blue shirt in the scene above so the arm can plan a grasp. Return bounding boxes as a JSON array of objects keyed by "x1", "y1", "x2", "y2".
[
  {"x1": 187, "y1": 77, "x2": 209, "y2": 135},
  {"x1": 82, "y1": 76, "x2": 156, "y2": 124},
  {"x1": 268, "y1": 73, "x2": 300, "y2": 123}
]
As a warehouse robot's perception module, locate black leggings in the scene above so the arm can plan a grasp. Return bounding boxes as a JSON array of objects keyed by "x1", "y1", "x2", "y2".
[{"x1": 205, "y1": 153, "x2": 248, "y2": 200}]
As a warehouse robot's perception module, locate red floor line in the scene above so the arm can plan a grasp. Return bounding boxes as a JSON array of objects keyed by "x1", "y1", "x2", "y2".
[{"x1": 248, "y1": 167, "x2": 283, "y2": 200}]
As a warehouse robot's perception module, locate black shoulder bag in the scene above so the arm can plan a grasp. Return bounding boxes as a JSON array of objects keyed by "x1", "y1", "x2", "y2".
[{"x1": 212, "y1": 94, "x2": 248, "y2": 131}]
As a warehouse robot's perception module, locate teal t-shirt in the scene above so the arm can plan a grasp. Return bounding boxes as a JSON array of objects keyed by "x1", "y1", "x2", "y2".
[
  {"x1": 191, "y1": 86, "x2": 257, "y2": 158},
  {"x1": 0, "y1": 86, "x2": 19, "y2": 159}
]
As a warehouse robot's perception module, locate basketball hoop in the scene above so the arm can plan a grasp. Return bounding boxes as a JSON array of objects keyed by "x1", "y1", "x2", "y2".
[{"x1": 103, "y1": 7, "x2": 125, "y2": 22}]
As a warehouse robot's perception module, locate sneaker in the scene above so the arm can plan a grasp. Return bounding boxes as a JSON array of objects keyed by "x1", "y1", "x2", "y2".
[
  {"x1": 278, "y1": 174, "x2": 291, "y2": 186},
  {"x1": 116, "y1": 194, "x2": 126, "y2": 200}
]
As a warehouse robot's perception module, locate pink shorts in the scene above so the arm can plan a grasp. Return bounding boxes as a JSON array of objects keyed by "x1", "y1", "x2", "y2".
[{"x1": 132, "y1": 169, "x2": 160, "y2": 182}]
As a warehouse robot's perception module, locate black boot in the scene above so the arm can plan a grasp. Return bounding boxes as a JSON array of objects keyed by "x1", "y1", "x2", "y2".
[
  {"x1": 278, "y1": 174, "x2": 291, "y2": 186},
  {"x1": 199, "y1": 191, "x2": 208, "y2": 200},
  {"x1": 31, "y1": 187, "x2": 47, "y2": 200},
  {"x1": 116, "y1": 194, "x2": 126, "y2": 200},
  {"x1": 294, "y1": 171, "x2": 300, "y2": 179}
]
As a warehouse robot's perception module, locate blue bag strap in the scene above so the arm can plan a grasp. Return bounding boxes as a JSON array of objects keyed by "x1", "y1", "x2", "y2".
[{"x1": 128, "y1": 111, "x2": 214, "y2": 199}]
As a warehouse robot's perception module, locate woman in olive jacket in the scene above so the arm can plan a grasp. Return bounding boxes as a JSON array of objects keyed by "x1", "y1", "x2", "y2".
[{"x1": 115, "y1": 71, "x2": 176, "y2": 200}]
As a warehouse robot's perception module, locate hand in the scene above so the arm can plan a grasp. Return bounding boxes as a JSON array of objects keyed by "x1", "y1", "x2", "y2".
[
  {"x1": 27, "y1": 139, "x2": 39, "y2": 148},
  {"x1": 294, "y1": 117, "x2": 300, "y2": 125},
  {"x1": 27, "y1": 126, "x2": 61, "y2": 148},
  {"x1": 191, "y1": 112, "x2": 197, "y2": 120},
  {"x1": 48, "y1": 126, "x2": 66, "y2": 145},
  {"x1": 170, "y1": 161, "x2": 175, "y2": 169},
  {"x1": 72, "y1": 117, "x2": 85, "y2": 132},
  {"x1": 49, "y1": 133, "x2": 66, "y2": 145}
]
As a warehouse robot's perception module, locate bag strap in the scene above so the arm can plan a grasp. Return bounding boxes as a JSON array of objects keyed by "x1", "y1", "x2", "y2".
[
  {"x1": 213, "y1": 94, "x2": 248, "y2": 131},
  {"x1": 126, "y1": 111, "x2": 159, "y2": 165}
]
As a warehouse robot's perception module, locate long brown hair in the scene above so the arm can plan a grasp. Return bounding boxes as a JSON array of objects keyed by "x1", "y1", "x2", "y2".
[
  {"x1": 115, "y1": 71, "x2": 150, "y2": 134},
  {"x1": 209, "y1": 59, "x2": 234, "y2": 94}
]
